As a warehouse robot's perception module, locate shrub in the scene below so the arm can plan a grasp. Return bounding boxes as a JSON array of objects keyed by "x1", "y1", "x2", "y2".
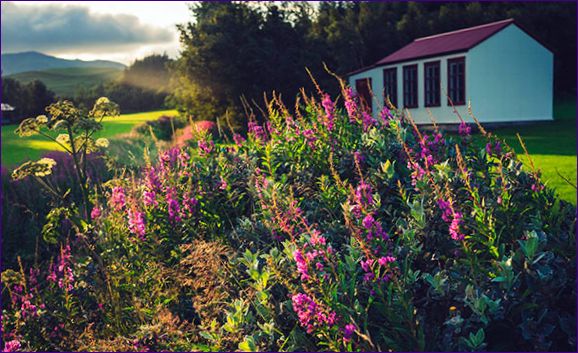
[
  {"x1": 2, "y1": 83, "x2": 575, "y2": 352},
  {"x1": 132, "y1": 115, "x2": 186, "y2": 141}
]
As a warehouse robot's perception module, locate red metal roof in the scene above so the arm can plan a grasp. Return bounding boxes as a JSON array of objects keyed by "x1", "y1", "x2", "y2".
[{"x1": 376, "y1": 19, "x2": 514, "y2": 65}]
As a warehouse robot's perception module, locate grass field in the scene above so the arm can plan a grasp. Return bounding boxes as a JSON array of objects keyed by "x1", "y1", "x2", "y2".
[
  {"x1": 7, "y1": 67, "x2": 123, "y2": 97},
  {"x1": 1, "y1": 110, "x2": 177, "y2": 167},
  {"x1": 481, "y1": 100, "x2": 576, "y2": 204}
]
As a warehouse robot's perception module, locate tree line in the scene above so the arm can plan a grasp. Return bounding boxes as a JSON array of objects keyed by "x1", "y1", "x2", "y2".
[
  {"x1": 1, "y1": 77, "x2": 55, "y2": 122},
  {"x1": 169, "y1": 1, "x2": 576, "y2": 127},
  {"x1": 74, "y1": 54, "x2": 172, "y2": 113}
]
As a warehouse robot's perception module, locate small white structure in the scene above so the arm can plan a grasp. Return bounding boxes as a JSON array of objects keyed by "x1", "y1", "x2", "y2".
[
  {"x1": 1, "y1": 103, "x2": 15, "y2": 112},
  {"x1": 348, "y1": 19, "x2": 553, "y2": 124}
]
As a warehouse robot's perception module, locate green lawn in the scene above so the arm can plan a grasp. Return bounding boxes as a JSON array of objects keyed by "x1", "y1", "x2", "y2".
[
  {"x1": 482, "y1": 100, "x2": 576, "y2": 204},
  {"x1": 1, "y1": 109, "x2": 178, "y2": 167}
]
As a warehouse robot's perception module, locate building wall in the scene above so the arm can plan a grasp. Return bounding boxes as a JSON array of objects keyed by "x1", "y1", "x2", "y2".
[
  {"x1": 348, "y1": 24, "x2": 553, "y2": 124},
  {"x1": 468, "y1": 24, "x2": 553, "y2": 122},
  {"x1": 349, "y1": 53, "x2": 471, "y2": 124}
]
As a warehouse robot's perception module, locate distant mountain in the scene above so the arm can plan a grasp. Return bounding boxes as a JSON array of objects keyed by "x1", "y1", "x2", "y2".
[
  {"x1": 1, "y1": 51, "x2": 126, "y2": 75},
  {"x1": 8, "y1": 67, "x2": 123, "y2": 97}
]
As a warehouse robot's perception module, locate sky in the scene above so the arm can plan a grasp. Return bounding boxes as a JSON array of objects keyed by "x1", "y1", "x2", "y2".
[{"x1": 1, "y1": 1, "x2": 193, "y2": 64}]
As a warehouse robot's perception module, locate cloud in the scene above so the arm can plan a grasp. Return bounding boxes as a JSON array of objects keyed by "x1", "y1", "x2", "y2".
[{"x1": 1, "y1": 2, "x2": 174, "y2": 54}]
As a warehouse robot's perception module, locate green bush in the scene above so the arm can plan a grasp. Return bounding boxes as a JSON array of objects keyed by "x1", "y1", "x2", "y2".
[{"x1": 2, "y1": 84, "x2": 575, "y2": 352}]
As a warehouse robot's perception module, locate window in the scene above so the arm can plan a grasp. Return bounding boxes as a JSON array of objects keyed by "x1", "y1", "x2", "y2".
[
  {"x1": 383, "y1": 68, "x2": 397, "y2": 107},
  {"x1": 424, "y1": 61, "x2": 441, "y2": 107},
  {"x1": 447, "y1": 57, "x2": 465, "y2": 105},
  {"x1": 355, "y1": 78, "x2": 373, "y2": 112},
  {"x1": 403, "y1": 64, "x2": 418, "y2": 108}
]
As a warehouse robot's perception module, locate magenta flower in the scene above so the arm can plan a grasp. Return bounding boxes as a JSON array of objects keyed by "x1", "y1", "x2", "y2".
[
  {"x1": 343, "y1": 323, "x2": 356, "y2": 342},
  {"x1": 360, "y1": 258, "x2": 373, "y2": 272},
  {"x1": 309, "y1": 230, "x2": 327, "y2": 246},
  {"x1": 110, "y1": 186, "x2": 126, "y2": 211},
  {"x1": 437, "y1": 198, "x2": 465, "y2": 241},
  {"x1": 302, "y1": 129, "x2": 317, "y2": 148},
  {"x1": 90, "y1": 206, "x2": 102, "y2": 220},
  {"x1": 449, "y1": 212, "x2": 465, "y2": 241},
  {"x1": 248, "y1": 121, "x2": 267, "y2": 142},
  {"x1": 183, "y1": 195, "x2": 198, "y2": 215},
  {"x1": 344, "y1": 87, "x2": 359, "y2": 122},
  {"x1": 198, "y1": 139, "x2": 214, "y2": 156},
  {"x1": 531, "y1": 183, "x2": 544, "y2": 193},
  {"x1": 354, "y1": 181, "x2": 373, "y2": 208},
  {"x1": 378, "y1": 256, "x2": 396, "y2": 266},
  {"x1": 233, "y1": 133, "x2": 246, "y2": 146},
  {"x1": 291, "y1": 293, "x2": 337, "y2": 334},
  {"x1": 362, "y1": 214, "x2": 375, "y2": 230},
  {"x1": 293, "y1": 249, "x2": 310, "y2": 281},
  {"x1": 3, "y1": 340, "x2": 21, "y2": 352},
  {"x1": 218, "y1": 176, "x2": 228, "y2": 190},
  {"x1": 379, "y1": 106, "x2": 391, "y2": 126},
  {"x1": 458, "y1": 121, "x2": 471, "y2": 136},
  {"x1": 128, "y1": 209, "x2": 146, "y2": 240},
  {"x1": 143, "y1": 190, "x2": 158, "y2": 207},
  {"x1": 168, "y1": 198, "x2": 181, "y2": 223},
  {"x1": 47, "y1": 243, "x2": 75, "y2": 292},
  {"x1": 145, "y1": 167, "x2": 162, "y2": 192},
  {"x1": 321, "y1": 93, "x2": 335, "y2": 131},
  {"x1": 361, "y1": 111, "x2": 376, "y2": 131}
]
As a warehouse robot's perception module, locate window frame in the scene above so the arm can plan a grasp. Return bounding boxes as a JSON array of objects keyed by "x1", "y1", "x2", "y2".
[
  {"x1": 383, "y1": 67, "x2": 398, "y2": 108},
  {"x1": 355, "y1": 78, "x2": 373, "y2": 112},
  {"x1": 447, "y1": 57, "x2": 466, "y2": 106},
  {"x1": 424, "y1": 61, "x2": 441, "y2": 107},
  {"x1": 402, "y1": 64, "x2": 418, "y2": 109}
]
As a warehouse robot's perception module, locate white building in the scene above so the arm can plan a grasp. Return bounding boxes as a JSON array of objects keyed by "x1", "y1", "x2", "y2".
[{"x1": 348, "y1": 19, "x2": 553, "y2": 124}]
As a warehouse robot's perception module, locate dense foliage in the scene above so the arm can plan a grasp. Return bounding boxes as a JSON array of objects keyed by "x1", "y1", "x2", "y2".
[
  {"x1": 2, "y1": 81, "x2": 575, "y2": 351},
  {"x1": 170, "y1": 1, "x2": 576, "y2": 127},
  {"x1": 1, "y1": 77, "x2": 56, "y2": 123}
]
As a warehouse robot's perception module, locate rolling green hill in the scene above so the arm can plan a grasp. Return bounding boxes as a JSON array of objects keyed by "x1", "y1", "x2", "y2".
[
  {"x1": 7, "y1": 67, "x2": 123, "y2": 97},
  {"x1": 1, "y1": 51, "x2": 125, "y2": 75}
]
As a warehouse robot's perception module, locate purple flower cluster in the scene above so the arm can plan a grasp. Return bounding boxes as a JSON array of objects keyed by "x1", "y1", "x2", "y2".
[
  {"x1": 197, "y1": 139, "x2": 214, "y2": 156},
  {"x1": 128, "y1": 209, "x2": 146, "y2": 240},
  {"x1": 167, "y1": 197, "x2": 182, "y2": 223},
  {"x1": 3, "y1": 340, "x2": 21, "y2": 352},
  {"x1": 361, "y1": 213, "x2": 388, "y2": 241},
  {"x1": 485, "y1": 141, "x2": 502, "y2": 157},
  {"x1": 407, "y1": 160, "x2": 426, "y2": 187},
  {"x1": 354, "y1": 181, "x2": 373, "y2": 208},
  {"x1": 110, "y1": 186, "x2": 126, "y2": 211},
  {"x1": 343, "y1": 88, "x2": 359, "y2": 122},
  {"x1": 143, "y1": 190, "x2": 158, "y2": 207},
  {"x1": 321, "y1": 93, "x2": 335, "y2": 131},
  {"x1": 361, "y1": 111, "x2": 376, "y2": 131},
  {"x1": 233, "y1": 133, "x2": 246, "y2": 147},
  {"x1": 458, "y1": 121, "x2": 471, "y2": 136},
  {"x1": 248, "y1": 121, "x2": 267, "y2": 142},
  {"x1": 291, "y1": 293, "x2": 337, "y2": 334},
  {"x1": 379, "y1": 106, "x2": 391, "y2": 126},
  {"x1": 90, "y1": 206, "x2": 102, "y2": 220},
  {"x1": 437, "y1": 199, "x2": 465, "y2": 241},
  {"x1": 343, "y1": 323, "x2": 356, "y2": 343},
  {"x1": 293, "y1": 249, "x2": 310, "y2": 281},
  {"x1": 145, "y1": 167, "x2": 162, "y2": 192},
  {"x1": 302, "y1": 129, "x2": 317, "y2": 148},
  {"x1": 47, "y1": 243, "x2": 75, "y2": 292},
  {"x1": 360, "y1": 255, "x2": 396, "y2": 283}
]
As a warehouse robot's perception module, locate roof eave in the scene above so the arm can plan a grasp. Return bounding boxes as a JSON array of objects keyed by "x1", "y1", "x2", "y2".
[{"x1": 375, "y1": 49, "x2": 469, "y2": 67}]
